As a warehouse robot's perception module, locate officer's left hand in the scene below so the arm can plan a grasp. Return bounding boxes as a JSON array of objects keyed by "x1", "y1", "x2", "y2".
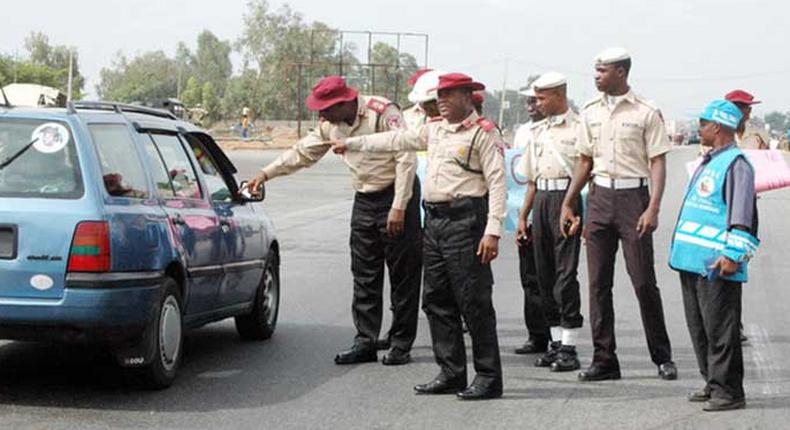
[
  {"x1": 386, "y1": 208, "x2": 405, "y2": 237},
  {"x1": 711, "y1": 256, "x2": 738, "y2": 277},
  {"x1": 636, "y1": 207, "x2": 659, "y2": 238},
  {"x1": 477, "y1": 235, "x2": 500, "y2": 264}
]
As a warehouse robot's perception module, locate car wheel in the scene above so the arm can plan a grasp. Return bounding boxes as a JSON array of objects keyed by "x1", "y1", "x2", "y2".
[
  {"x1": 235, "y1": 252, "x2": 280, "y2": 341},
  {"x1": 141, "y1": 276, "x2": 184, "y2": 389}
]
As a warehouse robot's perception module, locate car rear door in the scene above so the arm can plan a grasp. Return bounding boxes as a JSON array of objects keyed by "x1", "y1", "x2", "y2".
[{"x1": 142, "y1": 132, "x2": 225, "y2": 315}]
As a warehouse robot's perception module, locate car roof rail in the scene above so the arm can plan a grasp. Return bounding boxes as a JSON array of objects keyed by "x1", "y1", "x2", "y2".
[{"x1": 71, "y1": 101, "x2": 178, "y2": 120}]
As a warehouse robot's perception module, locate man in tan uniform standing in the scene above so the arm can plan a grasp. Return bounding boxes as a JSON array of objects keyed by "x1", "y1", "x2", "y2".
[
  {"x1": 519, "y1": 72, "x2": 584, "y2": 372},
  {"x1": 333, "y1": 73, "x2": 507, "y2": 400},
  {"x1": 248, "y1": 76, "x2": 422, "y2": 366},
  {"x1": 725, "y1": 90, "x2": 769, "y2": 150},
  {"x1": 560, "y1": 48, "x2": 676, "y2": 381},
  {"x1": 512, "y1": 84, "x2": 551, "y2": 355}
]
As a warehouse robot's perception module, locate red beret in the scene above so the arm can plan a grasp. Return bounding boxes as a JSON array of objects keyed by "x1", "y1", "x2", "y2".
[
  {"x1": 305, "y1": 76, "x2": 359, "y2": 111},
  {"x1": 432, "y1": 73, "x2": 486, "y2": 92},
  {"x1": 725, "y1": 89, "x2": 761, "y2": 105},
  {"x1": 407, "y1": 68, "x2": 433, "y2": 87}
]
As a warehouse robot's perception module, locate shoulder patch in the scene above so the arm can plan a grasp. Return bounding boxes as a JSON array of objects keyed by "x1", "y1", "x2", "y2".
[
  {"x1": 367, "y1": 98, "x2": 392, "y2": 114},
  {"x1": 476, "y1": 117, "x2": 497, "y2": 132}
]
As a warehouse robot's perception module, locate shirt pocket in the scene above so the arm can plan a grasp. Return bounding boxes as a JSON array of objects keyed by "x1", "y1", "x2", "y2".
[{"x1": 616, "y1": 124, "x2": 644, "y2": 156}]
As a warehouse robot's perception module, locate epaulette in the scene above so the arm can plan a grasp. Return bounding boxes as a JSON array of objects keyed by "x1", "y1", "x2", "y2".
[
  {"x1": 582, "y1": 96, "x2": 602, "y2": 110},
  {"x1": 366, "y1": 97, "x2": 391, "y2": 114},
  {"x1": 428, "y1": 116, "x2": 442, "y2": 123},
  {"x1": 476, "y1": 117, "x2": 497, "y2": 132},
  {"x1": 633, "y1": 94, "x2": 659, "y2": 112}
]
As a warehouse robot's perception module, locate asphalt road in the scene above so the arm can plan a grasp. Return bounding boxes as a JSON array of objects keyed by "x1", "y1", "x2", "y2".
[{"x1": 1, "y1": 146, "x2": 789, "y2": 429}]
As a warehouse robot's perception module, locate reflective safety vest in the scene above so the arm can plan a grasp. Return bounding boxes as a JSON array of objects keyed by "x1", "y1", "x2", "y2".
[{"x1": 669, "y1": 145, "x2": 759, "y2": 282}]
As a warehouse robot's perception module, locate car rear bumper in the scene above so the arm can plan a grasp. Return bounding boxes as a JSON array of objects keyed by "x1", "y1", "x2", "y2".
[{"x1": 0, "y1": 271, "x2": 164, "y2": 343}]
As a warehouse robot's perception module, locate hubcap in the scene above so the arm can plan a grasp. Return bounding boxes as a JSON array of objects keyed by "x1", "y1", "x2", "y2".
[
  {"x1": 159, "y1": 295, "x2": 182, "y2": 371},
  {"x1": 262, "y1": 266, "x2": 278, "y2": 326}
]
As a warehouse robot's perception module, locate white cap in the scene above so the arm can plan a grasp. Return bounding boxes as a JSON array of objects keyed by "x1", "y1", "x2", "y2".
[
  {"x1": 408, "y1": 70, "x2": 443, "y2": 104},
  {"x1": 595, "y1": 47, "x2": 631, "y2": 65},
  {"x1": 519, "y1": 85, "x2": 536, "y2": 97},
  {"x1": 532, "y1": 72, "x2": 567, "y2": 91}
]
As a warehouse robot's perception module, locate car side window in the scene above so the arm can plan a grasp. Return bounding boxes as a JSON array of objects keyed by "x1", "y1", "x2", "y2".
[
  {"x1": 149, "y1": 134, "x2": 202, "y2": 200},
  {"x1": 89, "y1": 124, "x2": 149, "y2": 199},
  {"x1": 185, "y1": 137, "x2": 233, "y2": 202},
  {"x1": 140, "y1": 136, "x2": 176, "y2": 198}
]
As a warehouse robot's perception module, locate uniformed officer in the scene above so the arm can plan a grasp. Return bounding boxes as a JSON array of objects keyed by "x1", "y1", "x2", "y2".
[
  {"x1": 248, "y1": 76, "x2": 422, "y2": 366},
  {"x1": 403, "y1": 68, "x2": 434, "y2": 130},
  {"x1": 724, "y1": 90, "x2": 769, "y2": 150},
  {"x1": 560, "y1": 48, "x2": 676, "y2": 381},
  {"x1": 519, "y1": 72, "x2": 583, "y2": 372},
  {"x1": 669, "y1": 100, "x2": 758, "y2": 412},
  {"x1": 332, "y1": 72, "x2": 507, "y2": 400},
  {"x1": 513, "y1": 84, "x2": 551, "y2": 355}
]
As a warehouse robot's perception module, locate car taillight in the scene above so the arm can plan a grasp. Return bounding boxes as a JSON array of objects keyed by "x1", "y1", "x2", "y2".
[{"x1": 67, "y1": 221, "x2": 111, "y2": 272}]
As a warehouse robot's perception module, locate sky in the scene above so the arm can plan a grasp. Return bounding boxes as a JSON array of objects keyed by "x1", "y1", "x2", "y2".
[{"x1": 3, "y1": 0, "x2": 789, "y2": 122}]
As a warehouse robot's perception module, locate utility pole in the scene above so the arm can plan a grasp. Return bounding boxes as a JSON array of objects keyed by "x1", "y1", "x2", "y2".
[
  {"x1": 13, "y1": 50, "x2": 19, "y2": 83},
  {"x1": 498, "y1": 59, "x2": 508, "y2": 128},
  {"x1": 66, "y1": 49, "x2": 74, "y2": 103}
]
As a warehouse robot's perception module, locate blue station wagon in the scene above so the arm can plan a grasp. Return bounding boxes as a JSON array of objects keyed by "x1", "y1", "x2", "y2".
[{"x1": 0, "y1": 101, "x2": 280, "y2": 388}]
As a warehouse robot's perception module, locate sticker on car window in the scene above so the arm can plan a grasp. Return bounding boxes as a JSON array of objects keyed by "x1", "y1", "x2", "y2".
[{"x1": 31, "y1": 123, "x2": 70, "y2": 154}]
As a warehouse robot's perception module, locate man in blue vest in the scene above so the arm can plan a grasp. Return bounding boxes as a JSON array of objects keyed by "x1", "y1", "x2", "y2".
[{"x1": 669, "y1": 99, "x2": 759, "y2": 412}]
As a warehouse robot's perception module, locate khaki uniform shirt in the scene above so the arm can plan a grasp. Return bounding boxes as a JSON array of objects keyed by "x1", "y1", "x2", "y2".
[
  {"x1": 577, "y1": 90, "x2": 671, "y2": 179},
  {"x1": 522, "y1": 109, "x2": 580, "y2": 181},
  {"x1": 261, "y1": 95, "x2": 416, "y2": 209},
  {"x1": 736, "y1": 122, "x2": 769, "y2": 150},
  {"x1": 512, "y1": 121, "x2": 537, "y2": 178},
  {"x1": 403, "y1": 104, "x2": 427, "y2": 131},
  {"x1": 345, "y1": 111, "x2": 507, "y2": 237}
]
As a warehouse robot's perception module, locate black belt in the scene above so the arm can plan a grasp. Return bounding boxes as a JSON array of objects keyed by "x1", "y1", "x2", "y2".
[{"x1": 423, "y1": 196, "x2": 485, "y2": 218}]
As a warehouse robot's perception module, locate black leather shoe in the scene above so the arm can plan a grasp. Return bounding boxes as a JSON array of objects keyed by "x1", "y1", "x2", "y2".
[
  {"x1": 382, "y1": 348, "x2": 411, "y2": 366},
  {"x1": 550, "y1": 346, "x2": 580, "y2": 372},
  {"x1": 703, "y1": 397, "x2": 746, "y2": 412},
  {"x1": 414, "y1": 377, "x2": 467, "y2": 395},
  {"x1": 334, "y1": 345, "x2": 377, "y2": 365},
  {"x1": 535, "y1": 341, "x2": 561, "y2": 367},
  {"x1": 578, "y1": 363, "x2": 621, "y2": 381},
  {"x1": 456, "y1": 383, "x2": 503, "y2": 400},
  {"x1": 376, "y1": 337, "x2": 391, "y2": 351},
  {"x1": 658, "y1": 362, "x2": 678, "y2": 380},
  {"x1": 515, "y1": 338, "x2": 548, "y2": 354},
  {"x1": 688, "y1": 386, "x2": 711, "y2": 402}
]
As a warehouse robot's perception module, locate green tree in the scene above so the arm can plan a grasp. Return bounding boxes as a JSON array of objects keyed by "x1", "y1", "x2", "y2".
[
  {"x1": 175, "y1": 42, "x2": 193, "y2": 99},
  {"x1": 763, "y1": 111, "x2": 788, "y2": 133},
  {"x1": 181, "y1": 76, "x2": 202, "y2": 106},
  {"x1": 368, "y1": 42, "x2": 418, "y2": 106},
  {"x1": 193, "y1": 30, "x2": 232, "y2": 96},
  {"x1": 23, "y1": 31, "x2": 84, "y2": 98},
  {"x1": 96, "y1": 51, "x2": 178, "y2": 103},
  {"x1": 201, "y1": 81, "x2": 220, "y2": 122}
]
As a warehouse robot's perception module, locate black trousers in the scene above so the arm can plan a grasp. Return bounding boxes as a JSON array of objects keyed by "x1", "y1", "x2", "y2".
[
  {"x1": 585, "y1": 185, "x2": 672, "y2": 368},
  {"x1": 350, "y1": 180, "x2": 422, "y2": 351},
  {"x1": 680, "y1": 271, "x2": 744, "y2": 401},
  {"x1": 422, "y1": 197, "x2": 502, "y2": 385},
  {"x1": 533, "y1": 189, "x2": 583, "y2": 329},
  {"x1": 518, "y1": 238, "x2": 549, "y2": 341}
]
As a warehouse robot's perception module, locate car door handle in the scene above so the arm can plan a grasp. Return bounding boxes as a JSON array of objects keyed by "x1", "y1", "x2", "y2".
[{"x1": 172, "y1": 214, "x2": 186, "y2": 226}]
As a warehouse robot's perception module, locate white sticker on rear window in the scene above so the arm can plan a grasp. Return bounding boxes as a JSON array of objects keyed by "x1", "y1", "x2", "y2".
[{"x1": 31, "y1": 123, "x2": 70, "y2": 154}]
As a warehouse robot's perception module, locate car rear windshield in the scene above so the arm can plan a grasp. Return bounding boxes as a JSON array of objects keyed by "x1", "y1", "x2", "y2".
[{"x1": 0, "y1": 118, "x2": 83, "y2": 199}]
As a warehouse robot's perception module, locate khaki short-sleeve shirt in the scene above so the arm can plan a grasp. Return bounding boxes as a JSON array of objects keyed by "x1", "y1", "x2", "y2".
[
  {"x1": 577, "y1": 90, "x2": 671, "y2": 178},
  {"x1": 523, "y1": 110, "x2": 580, "y2": 180}
]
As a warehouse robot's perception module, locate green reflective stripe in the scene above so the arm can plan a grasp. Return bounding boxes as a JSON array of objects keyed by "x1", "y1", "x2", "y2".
[{"x1": 72, "y1": 245, "x2": 101, "y2": 255}]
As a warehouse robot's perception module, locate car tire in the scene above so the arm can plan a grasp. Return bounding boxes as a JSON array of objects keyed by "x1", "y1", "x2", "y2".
[
  {"x1": 235, "y1": 252, "x2": 280, "y2": 341},
  {"x1": 140, "y1": 276, "x2": 184, "y2": 389}
]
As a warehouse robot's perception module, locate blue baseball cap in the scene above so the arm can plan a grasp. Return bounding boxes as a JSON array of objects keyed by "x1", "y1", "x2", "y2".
[{"x1": 699, "y1": 99, "x2": 742, "y2": 129}]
